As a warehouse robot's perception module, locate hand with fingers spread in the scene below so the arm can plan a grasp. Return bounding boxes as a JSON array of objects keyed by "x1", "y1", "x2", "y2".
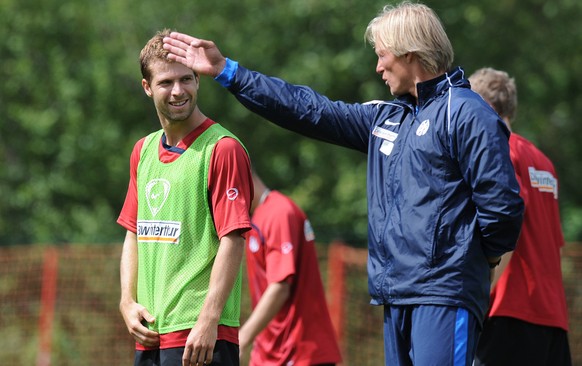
[{"x1": 163, "y1": 32, "x2": 227, "y2": 78}]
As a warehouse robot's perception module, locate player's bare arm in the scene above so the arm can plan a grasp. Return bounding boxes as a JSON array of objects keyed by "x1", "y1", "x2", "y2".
[
  {"x1": 182, "y1": 230, "x2": 245, "y2": 366},
  {"x1": 239, "y1": 281, "x2": 291, "y2": 358},
  {"x1": 119, "y1": 230, "x2": 160, "y2": 347}
]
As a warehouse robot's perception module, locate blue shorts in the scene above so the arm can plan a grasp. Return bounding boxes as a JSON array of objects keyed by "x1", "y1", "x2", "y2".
[
  {"x1": 134, "y1": 340, "x2": 239, "y2": 366},
  {"x1": 383, "y1": 305, "x2": 480, "y2": 366}
]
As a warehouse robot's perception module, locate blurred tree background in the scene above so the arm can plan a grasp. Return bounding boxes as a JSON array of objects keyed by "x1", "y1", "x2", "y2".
[{"x1": 1, "y1": 0, "x2": 581, "y2": 246}]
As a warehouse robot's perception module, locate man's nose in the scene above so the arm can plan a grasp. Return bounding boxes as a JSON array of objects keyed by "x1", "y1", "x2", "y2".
[{"x1": 171, "y1": 82, "x2": 184, "y2": 95}]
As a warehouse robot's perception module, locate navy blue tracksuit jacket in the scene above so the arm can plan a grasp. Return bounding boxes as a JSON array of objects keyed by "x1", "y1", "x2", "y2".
[{"x1": 218, "y1": 60, "x2": 524, "y2": 324}]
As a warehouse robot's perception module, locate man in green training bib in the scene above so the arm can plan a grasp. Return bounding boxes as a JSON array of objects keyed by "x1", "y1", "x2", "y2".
[{"x1": 117, "y1": 29, "x2": 253, "y2": 366}]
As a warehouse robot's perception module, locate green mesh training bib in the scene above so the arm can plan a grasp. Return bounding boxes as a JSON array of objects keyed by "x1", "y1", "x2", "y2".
[{"x1": 136, "y1": 124, "x2": 243, "y2": 334}]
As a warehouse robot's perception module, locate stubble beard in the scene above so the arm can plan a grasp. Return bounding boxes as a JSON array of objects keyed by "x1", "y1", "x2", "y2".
[{"x1": 158, "y1": 99, "x2": 196, "y2": 124}]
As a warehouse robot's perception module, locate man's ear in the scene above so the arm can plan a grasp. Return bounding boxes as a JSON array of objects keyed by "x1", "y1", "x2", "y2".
[
  {"x1": 142, "y1": 79, "x2": 152, "y2": 97},
  {"x1": 404, "y1": 52, "x2": 414, "y2": 64}
]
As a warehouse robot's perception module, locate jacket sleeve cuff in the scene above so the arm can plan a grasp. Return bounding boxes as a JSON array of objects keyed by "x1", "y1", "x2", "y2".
[{"x1": 214, "y1": 58, "x2": 238, "y2": 88}]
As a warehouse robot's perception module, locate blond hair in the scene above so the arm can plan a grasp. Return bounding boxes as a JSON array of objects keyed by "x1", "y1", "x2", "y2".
[
  {"x1": 469, "y1": 67, "x2": 517, "y2": 122},
  {"x1": 365, "y1": 1, "x2": 454, "y2": 75}
]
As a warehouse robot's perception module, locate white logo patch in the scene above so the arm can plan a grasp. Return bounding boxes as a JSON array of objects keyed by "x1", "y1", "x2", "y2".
[
  {"x1": 380, "y1": 140, "x2": 394, "y2": 156},
  {"x1": 249, "y1": 236, "x2": 260, "y2": 253},
  {"x1": 145, "y1": 179, "x2": 171, "y2": 217},
  {"x1": 384, "y1": 119, "x2": 401, "y2": 126},
  {"x1": 137, "y1": 220, "x2": 181, "y2": 244},
  {"x1": 416, "y1": 119, "x2": 430, "y2": 136},
  {"x1": 281, "y1": 242, "x2": 293, "y2": 255},
  {"x1": 372, "y1": 126, "x2": 398, "y2": 142},
  {"x1": 226, "y1": 188, "x2": 239, "y2": 201},
  {"x1": 529, "y1": 167, "x2": 558, "y2": 199}
]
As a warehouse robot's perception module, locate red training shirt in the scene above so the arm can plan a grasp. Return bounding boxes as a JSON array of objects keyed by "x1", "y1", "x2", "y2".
[
  {"x1": 245, "y1": 190, "x2": 342, "y2": 365},
  {"x1": 489, "y1": 133, "x2": 569, "y2": 331}
]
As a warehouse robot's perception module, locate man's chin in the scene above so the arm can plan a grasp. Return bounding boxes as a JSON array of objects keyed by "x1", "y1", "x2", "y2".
[{"x1": 165, "y1": 112, "x2": 192, "y2": 123}]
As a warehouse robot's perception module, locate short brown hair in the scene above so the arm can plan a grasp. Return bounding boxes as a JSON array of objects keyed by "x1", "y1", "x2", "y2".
[
  {"x1": 469, "y1": 67, "x2": 517, "y2": 122},
  {"x1": 139, "y1": 29, "x2": 173, "y2": 83}
]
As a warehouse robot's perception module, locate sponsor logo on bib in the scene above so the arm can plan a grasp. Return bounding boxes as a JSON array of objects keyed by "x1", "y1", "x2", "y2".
[{"x1": 137, "y1": 220, "x2": 181, "y2": 244}]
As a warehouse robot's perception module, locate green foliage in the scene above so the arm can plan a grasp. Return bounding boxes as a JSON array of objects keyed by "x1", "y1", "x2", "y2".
[{"x1": 1, "y1": 0, "x2": 582, "y2": 245}]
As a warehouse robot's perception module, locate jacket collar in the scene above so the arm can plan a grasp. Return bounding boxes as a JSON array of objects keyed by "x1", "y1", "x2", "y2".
[{"x1": 397, "y1": 66, "x2": 470, "y2": 109}]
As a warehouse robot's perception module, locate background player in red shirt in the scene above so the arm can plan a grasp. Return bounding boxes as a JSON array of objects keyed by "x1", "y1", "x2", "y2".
[
  {"x1": 239, "y1": 171, "x2": 342, "y2": 366},
  {"x1": 470, "y1": 67, "x2": 572, "y2": 366}
]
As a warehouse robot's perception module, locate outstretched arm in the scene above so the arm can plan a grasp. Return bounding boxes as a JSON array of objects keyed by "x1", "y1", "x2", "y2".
[
  {"x1": 164, "y1": 32, "x2": 372, "y2": 152},
  {"x1": 163, "y1": 32, "x2": 226, "y2": 78}
]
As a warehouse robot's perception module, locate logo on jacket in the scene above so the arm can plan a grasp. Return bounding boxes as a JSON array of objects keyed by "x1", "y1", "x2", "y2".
[
  {"x1": 416, "y1": 119, "x2": 430, "y2": 136},
  {"x1": 373, "y1": 126, "x2": 398, "y2": 141},
  {"x1": 145, "y1": 179, "x2": 171, "y2": 217},
  {"x1": 373, "y1": 126, "x2": 398, "y2": 156},
  {"x1": 384, "y1": 119, "x2": 401, "y2": 126}
]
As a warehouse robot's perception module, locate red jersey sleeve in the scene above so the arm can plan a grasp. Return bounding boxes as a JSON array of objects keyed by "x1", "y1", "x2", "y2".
[
  {"x1": 263, "y1": 193, "x2": 307, "y2": 285},
  {"x1": 117, "y1": 138, "x2": 146, "y2": 233},
  {"x1": 208, "y1": 137, "x2": 253, "y2": 239}
]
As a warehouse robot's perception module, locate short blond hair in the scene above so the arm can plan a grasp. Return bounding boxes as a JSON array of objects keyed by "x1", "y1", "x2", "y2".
[
  {"x1": 469, "y1": 67, "x2": 517, "y2": 122},
  {"x1": 365, "y1": 1, "x2": 454, "y2": 75}
]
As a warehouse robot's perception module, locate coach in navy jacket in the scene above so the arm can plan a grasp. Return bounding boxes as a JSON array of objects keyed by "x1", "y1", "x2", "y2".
[
  {"x1": 222, "y1": 64, "x2": 523, "y2": 320},
  {"x1": 164, "y1": 3, "x2": 524, "y2": 365}
]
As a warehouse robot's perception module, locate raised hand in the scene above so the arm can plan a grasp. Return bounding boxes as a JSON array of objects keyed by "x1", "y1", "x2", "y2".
[{"x1": 163, "y1": 32, "x2": 227, "y2": 78}]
